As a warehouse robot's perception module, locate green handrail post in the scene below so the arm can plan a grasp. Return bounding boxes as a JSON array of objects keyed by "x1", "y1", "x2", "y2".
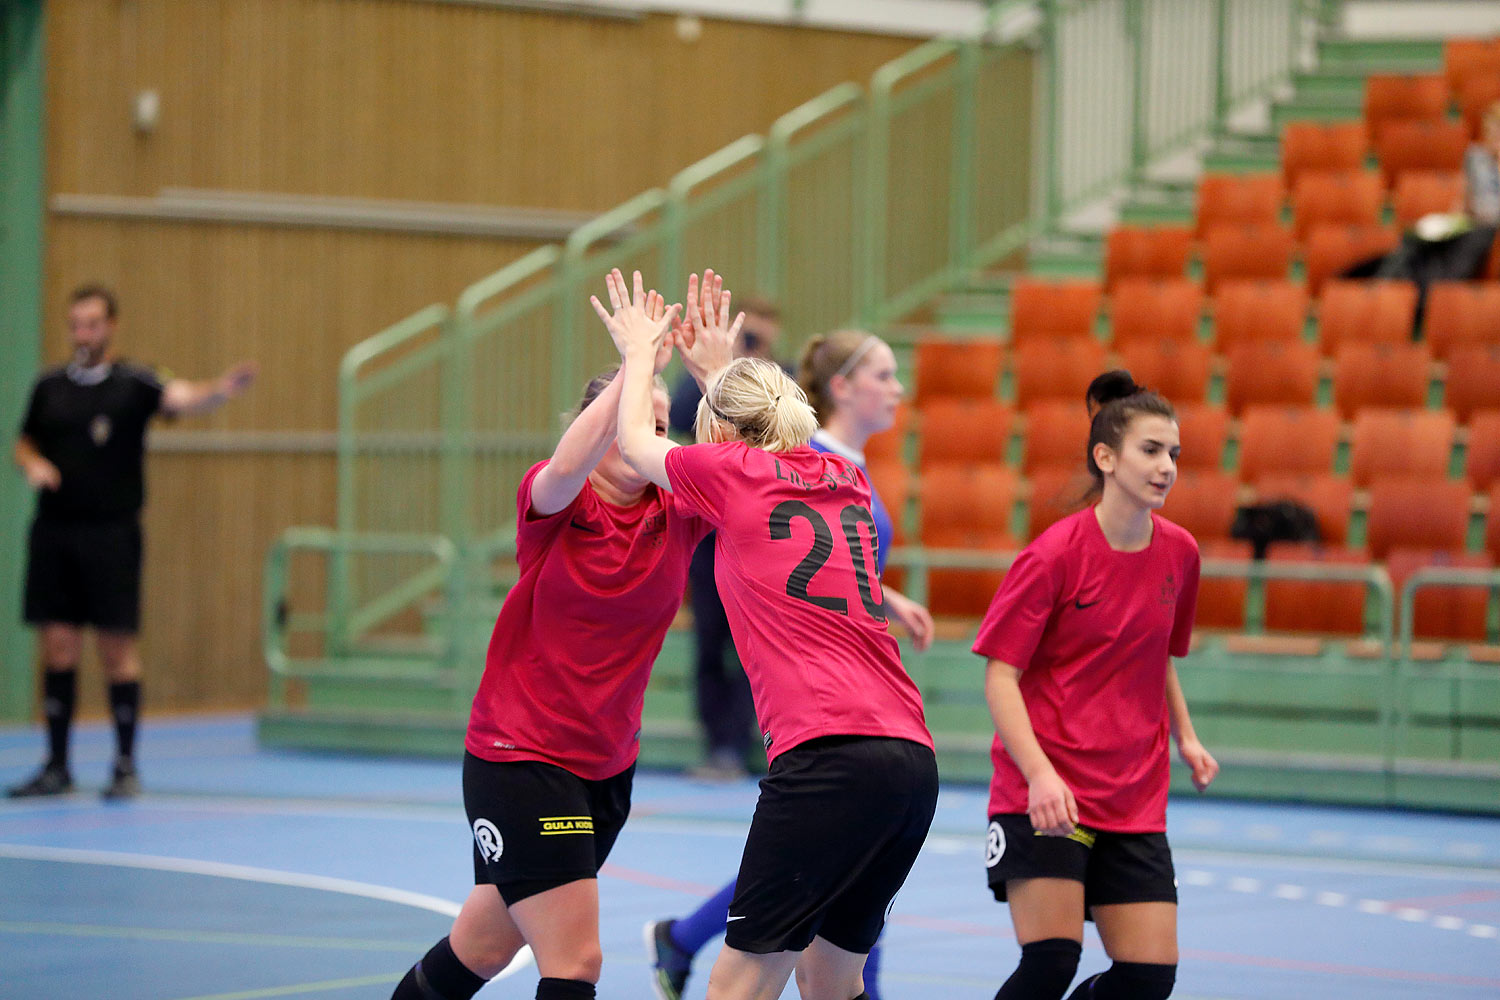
[
  {"x1": 1212, "y1": 0, "x2": 1230, "y2": 133},
  {"x1": 666, "y1": 133, "x2": 767, "y2": 295},
  {"x1": 1040, "y1": 0, "x2": 1062, "y2": 229},
  {"x1": 1127, "y1": 0, "x2": 1148, "y2": 179},
  {"x1": 950, "y1": 41, "x2": 980, "y2": 282},
  {"x1": 334, "y1": 303, "x2": 450, "y2": 654}
]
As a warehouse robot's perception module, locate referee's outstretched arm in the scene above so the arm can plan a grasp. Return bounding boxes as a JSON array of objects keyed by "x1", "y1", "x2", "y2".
[{"x1": 160, "y1": 360, "x2": 258, "y2": 417}]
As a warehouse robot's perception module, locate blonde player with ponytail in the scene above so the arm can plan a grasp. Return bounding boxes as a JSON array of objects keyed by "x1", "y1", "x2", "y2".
[{"x1": 597, "y1": 269, "x2": 938, "y2": 1000}]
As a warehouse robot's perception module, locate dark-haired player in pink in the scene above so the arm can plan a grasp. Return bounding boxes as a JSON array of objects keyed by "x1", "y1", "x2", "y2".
[
  {"x1": 389, "y1": 271, "x2": 733, "y2": 1000},
  {"x1": 977, "y1": 370, "x2": 1219, "y2": 1000},
  {"x1": 602, "y1": 270, "x2": 938, "y2": 1000}
]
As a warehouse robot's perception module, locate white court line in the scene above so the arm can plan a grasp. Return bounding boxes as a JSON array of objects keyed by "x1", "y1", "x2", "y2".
[{"x1": 0, "y1": 843, "x2": 533, "y2": 980}]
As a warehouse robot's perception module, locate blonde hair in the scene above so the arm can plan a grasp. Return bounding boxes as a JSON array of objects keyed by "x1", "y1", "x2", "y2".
[
  {"x1": 796, "y1": 329, "x2": 884, "y2": 423},
  {"x1": 694, "y1": 357, "x2": 818, "y2": 452}
]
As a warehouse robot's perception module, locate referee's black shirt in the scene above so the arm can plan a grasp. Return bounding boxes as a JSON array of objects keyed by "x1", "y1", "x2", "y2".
[{"x1": 20, "y1": 362, "x2": 164, "y2": 521}]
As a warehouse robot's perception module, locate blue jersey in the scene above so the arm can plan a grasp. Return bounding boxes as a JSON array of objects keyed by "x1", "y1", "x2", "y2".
[{"x1": 809, "y1": 432, "x2": 893, "y2": 575}]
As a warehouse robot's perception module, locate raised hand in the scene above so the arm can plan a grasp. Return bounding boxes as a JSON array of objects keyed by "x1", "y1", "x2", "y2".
[
  {"x1": 590, "y1": 269, "x2": 680, "y2": 364},
  {"x1": 218, "y1": 361, "x2": 258, "y2": 398},
  {"x1": 674, "y1": 269, "x2": 742, "y2": 388}
]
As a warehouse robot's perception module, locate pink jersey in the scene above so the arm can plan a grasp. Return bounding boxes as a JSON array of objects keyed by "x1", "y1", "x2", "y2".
[
  {"x1": 466, "y1": 461, "x2": 708, "y2": 779},
  {"x1": 664, "y1": 442, "x2": 931, "y2": 761},
  {"x1": 973, "y1": 507, "x2": 1200, "y2": 832}
]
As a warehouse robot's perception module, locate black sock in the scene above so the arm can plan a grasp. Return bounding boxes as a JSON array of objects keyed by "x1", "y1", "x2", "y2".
[
  {"x1": 43, "y1": 669, "x2": 77, "y2": 770},
  {"x1": 1065, "y1": 961, "x2": 1176, "y2": 1000},
  {"x1": 392, "y1": 937, "x2": 486, "y2": 1000},
  {"x1": 995, "y1": 938, "x2": 1082, "y2": 1000},
  {"x1": 536, "y1": 978, "x2": 595, "y2": 1000},
  {"x1": 108, "y1": 680, "x2": 141, "y2": 763}
]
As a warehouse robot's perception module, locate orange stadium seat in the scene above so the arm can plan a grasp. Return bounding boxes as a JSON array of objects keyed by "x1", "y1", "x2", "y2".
[
  {"x1": 1391, "y1": 171, "x2": 1464, "y2": 228},
  {"x1": 1116, "y1": 340, "x2": 1213, "y2": 404},
  {"x1": 920, "y1": 464, "x2": 1018, "y2": 541},
  {"x1": 1026, "y1": 463, "x2": 1091, "y2": 541},
  {"x1": 1264, "y1": 544, "x2": 1372, "y2": 635},
  {"x1": 1159, "y1": 471, "x2": 1240, "y2": 541},
  {"x1": 1238, "y1": 406, "x2": 1341, "y2": 483},
  {"x1": 1012, "y1": 337, "x2": 1108, "y2": 409},
  {"x1": 1104, "y1": 226, "x2": 1194, "y2": 291},
  {"x1": 1021, "y1": 400, "x2": 1090, "y2": 473},
  {"x1": 917, "y1": 399, "x2": 1014, "y2": 469},
  {"x1": 1253, "y1": 473, "x2": 1355, "y2": 545},
  {"x1": 1174, "y1": 402, "x2": 1230, "y2": 472},
  {"x1": 1195, "y1": 539, "x2": 1253, "y2": 630},
  {"x1": 1212, "y1": 280, "x2": 1308, "y2": 352},
  {"x1": 1224, "y1": 341, "x2": 1320, "y2": 415},
  {"x1": 1350, "y1": 408, "x2": 1456, "y2": 486},
  {"x1": 1195, "y1": 172, "x2": 1285, "y2": 238},
  {"x1": 1281, "y1": 120, "x2": 1369, "y2": 191},
  {"x1": 1291, "y1": 170, "x2": 1384, "y2": 241},
  {"x1": 1304, "y1": 224, "x2": 1400, "y2": 297},
  {"x1": 1444, "y1": 38, "x2": 1500, "y2": 94},
  {"x1": 1365, "y1": 477, "x2": 1471, "y2": 560},
  {"x1": 1010, "y1": 279, "x2": 1103, "y2": 346},
  {"x1": 863, "y1": 404, "x2": 910, "y2": 466},
  {"x1": 922, "y1": 525, "x2": 1013, "y2": 619},
  {"x1": 1203, "y1": 224, "x2": 1297, "y2": 293},
  {"x1": 914, "y1": 338, "x2": 1004, "y2": 403},
  {"x1": 1445, "y1": 347, "x2": 1500, "y2": 423},
  {"x1": 1363, "y1": 73, "x2": 1449, "y2": 142},
  {"x1": 1458, "y1": 73, "x2": 1500, "y2": 140},
  {"x1": 1332, "y1": 342, "x2": 1432, "y2": 418},
  {"x1": 1317, "y1": 279, "x2": 1417, "y2": 355},
  {"x1": 1423, "y1": 283, "x2": 1500, "y2": 359},
  {"x1": 1465, "y1": 411, "x2": 1500, "y2": 491},
  {"x1": 1375, "y1": 119, "x2": 1470, "y2": 187},
  {"x1": 1110, "y1": 278, "x2": 1204, "y2": 349},
  {"x1": 1387, "y1": 547, "x2": 1494, "y2": 642}
]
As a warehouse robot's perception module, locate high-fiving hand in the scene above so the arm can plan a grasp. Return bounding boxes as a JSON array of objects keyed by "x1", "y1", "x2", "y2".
[
  {"x1": 674, "y1": 269, "x2": 743, "y2": 388},
  {"x1": 591, "y1": 269, "x2": 680, "y2": 371}
]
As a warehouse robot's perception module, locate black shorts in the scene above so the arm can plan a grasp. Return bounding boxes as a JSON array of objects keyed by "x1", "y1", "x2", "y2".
[
  {"x1": 984, "y1": 812, "x2": 1177, "y2": 914},
  {"x1": 727, "y1": 736, "x2": 938, "y2": 955},
  {"x1": 462, "y1": 752, "x2": 633, "y2": 906},
  {"x1": 24, "y1": 515, "x2": 143, "y2": 632}
]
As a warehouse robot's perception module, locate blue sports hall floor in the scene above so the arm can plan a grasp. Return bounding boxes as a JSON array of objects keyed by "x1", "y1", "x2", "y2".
[{"x1": 1, "y1": 715, "x2": 1497, "y2": 999}]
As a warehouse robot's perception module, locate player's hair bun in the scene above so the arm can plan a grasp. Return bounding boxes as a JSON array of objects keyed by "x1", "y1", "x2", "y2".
[{"x1": 1085, "y1": 369, "x2": 1141, "y2": 412}]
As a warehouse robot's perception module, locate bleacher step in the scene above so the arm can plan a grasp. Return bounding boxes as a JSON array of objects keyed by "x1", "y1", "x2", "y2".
[{"x1": 1316, "y1": 37, "x2": 1445, "y2": 71}]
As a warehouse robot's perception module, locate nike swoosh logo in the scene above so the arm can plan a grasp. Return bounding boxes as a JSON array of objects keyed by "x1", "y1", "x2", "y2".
[
  {"x1": 1074, "y1": 598, "x2": 1100, "y2": 610},
  {"x1": 570, "y1": 519, "x2": 602, "y2": 534},
  {"x1": 726, "y1": 915, "x2": 746, "y2": 922}
]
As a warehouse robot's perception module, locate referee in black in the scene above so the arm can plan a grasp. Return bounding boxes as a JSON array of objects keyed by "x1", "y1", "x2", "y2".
[{"x1": 8, "y1": 284, "x2": 256, "y2": 800}]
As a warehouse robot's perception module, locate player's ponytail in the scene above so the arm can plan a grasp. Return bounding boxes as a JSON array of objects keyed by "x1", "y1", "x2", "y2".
[
  {"x1": 696, "y1": 357, "x2": 818, "y2": 453},
  {"x1": 1084, "y1": 369, "x2": 1176, "y2": 499}
]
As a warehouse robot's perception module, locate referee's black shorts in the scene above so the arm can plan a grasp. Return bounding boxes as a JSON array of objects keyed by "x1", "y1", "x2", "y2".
[
  {"x1": 24, "y1": 514, "x2": 143, "y2": 633},
  {"x1": 462, "y1": 752, "x2": 633, "y2": 906},
  {"x1": 726, "y1": 735, "x2": 939, "y2": 955}
]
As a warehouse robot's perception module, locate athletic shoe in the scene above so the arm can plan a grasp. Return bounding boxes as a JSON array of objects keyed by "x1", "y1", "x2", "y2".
[
  {"x1": 102, "y1": 759, "x2": 140, "y2": 801},
  {"x1": 644, "y1": 919, "x2": 692, "y2": 1000},
  {"x1": 6, "y1": 763, "x2": 73, "y2": 798}
]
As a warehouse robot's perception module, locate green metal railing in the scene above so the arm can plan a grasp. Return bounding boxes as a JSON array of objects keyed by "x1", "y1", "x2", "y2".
[{"x1": 265, "y1": 0, "x2": 1343, "y2": 705}]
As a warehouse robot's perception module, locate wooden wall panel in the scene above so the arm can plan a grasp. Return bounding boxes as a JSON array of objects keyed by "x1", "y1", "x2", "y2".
[
  {"x1": 48, "y1": 0, "x2": 918, "y2": 211},
  {"x1": 42, "y1": 218, "x2": 542, "y2": 428}
]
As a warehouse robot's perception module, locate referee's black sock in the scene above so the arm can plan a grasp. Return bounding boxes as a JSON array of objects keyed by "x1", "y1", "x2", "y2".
[
  {"x1": 391, "y1": 937, "x2": 486, "y2": 1000},
  {"x1": 994, "y1": 937, "x2": 1081, "y2": 1000},
  {"x1": 108, "y1": 680, "x2": 140, "y2": 763},
  {"x1": 43, "y1": 669, "x2": 78, "y2": 771},
  {"x1": 1065, "y1": 961, "x2": 1175, "y2": 1000},
  {"x1": 535, "y1": 978, "x2": 595, "y2": 1000}
]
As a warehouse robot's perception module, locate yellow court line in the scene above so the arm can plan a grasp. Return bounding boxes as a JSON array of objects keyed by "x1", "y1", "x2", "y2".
[
  {"x1": 168, "y1": 973, "x2": 404, "y2": 1000},
  {"x1": 0, "y1": 920, "x2": 422, "y2": 952}
]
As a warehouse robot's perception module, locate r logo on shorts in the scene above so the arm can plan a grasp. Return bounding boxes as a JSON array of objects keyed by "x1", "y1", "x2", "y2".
[
  {"x1": 472, "y1": 818, "x2": 503, "y2": 862},
  {"x1": 985, "y1": 820, "x2": 1006, "y2": 868}
]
